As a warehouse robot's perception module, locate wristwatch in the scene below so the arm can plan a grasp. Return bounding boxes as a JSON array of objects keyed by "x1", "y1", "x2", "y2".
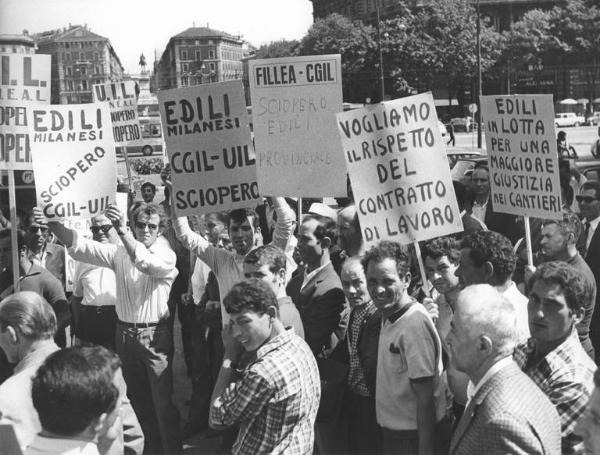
[{"x1": 222, "y1": 359, "x2": 234, "y2": 369}]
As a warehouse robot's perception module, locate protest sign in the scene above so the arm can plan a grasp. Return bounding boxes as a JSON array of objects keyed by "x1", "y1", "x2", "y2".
[
  {"x1": 158, "y1": 80, "x2": 258, "y2": 216},
  {"x1": 29, "y1": 103, "x2": 117, "y2": 221},
  {"x1": 336, "y1": 92, "x2": 462, "y2": 247},
  {"x1": 0, "y1": 54, "x2": 51, "y2": 170},
  {"x1": 92, "y1": 80, "x2": 141, "y2": 146},
  {"x1": 249, "y1": 54, "x2": 346, "y2": 197},
  {"x1": 480, "y1": 95, "x2": 561, "y2": 219}
]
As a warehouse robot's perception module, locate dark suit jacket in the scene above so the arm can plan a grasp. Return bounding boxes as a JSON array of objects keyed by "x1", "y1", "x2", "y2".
[
  {"x1": 330, "y1": 306, "x2": 382, "y2": 396},
  {"x1": 581, "y1": 223, "x2": 600, "y2": 361},
  {"x1": 450, "y1": 362, "x2": 561, "y2": 455},
  {"x1": 286, "y1": 262, "x2": 348, "y2": 356},
  {"x1": 484, "y1": 199, "x2": 524, "y2": 244}
]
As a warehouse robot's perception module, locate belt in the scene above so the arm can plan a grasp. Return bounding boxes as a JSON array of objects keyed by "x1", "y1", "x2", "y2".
[
  {"x1": 81, "y1": 305, "x2": 116, "y2": 313},
  {"x1": 118, "y1": 319, "x2": 167, "y2": 329}
]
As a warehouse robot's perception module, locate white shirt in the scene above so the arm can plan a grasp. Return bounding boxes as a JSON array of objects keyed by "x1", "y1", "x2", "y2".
[
  {"x1": 466, "y1": 356, "x2": 514, "y2": 406},
  {"x1": 72, "y1": 262, "x2": 117, "y2": 307},
  {"x1": 26, "y1": 435, "x2": 99, "y2": 455},
  {"x1": 584, "y1": 215, "x2": 600, "y2": 250},
  {"x1": 471, "y1": 197, "x2": 488, "y2": 224},
  {"x1": 69, "y1": 232, "x2": 178, "y2": 323},
  {"x1": 499, "y1": 281, "x2": 530, "y2": 343}
]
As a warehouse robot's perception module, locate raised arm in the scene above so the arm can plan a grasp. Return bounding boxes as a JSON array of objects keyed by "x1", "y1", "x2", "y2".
[
  {"x1": 33, "y1": 207, "x2": 74, "y2": 248},
  {"x1": 270, "y1": 197, "x2": 296, "y2": 251}
]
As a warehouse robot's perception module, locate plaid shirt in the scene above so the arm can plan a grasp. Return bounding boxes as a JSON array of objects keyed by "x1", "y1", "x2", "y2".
[
  {"x1": 210, "y1": 329, "x2": 321, "y2": 455},
  {"x1": 514, "y1": 329, "x2": 596, "y2": 455},
  {"x1": 347, "y1": 301, "x2": 376, "y2": 396}
]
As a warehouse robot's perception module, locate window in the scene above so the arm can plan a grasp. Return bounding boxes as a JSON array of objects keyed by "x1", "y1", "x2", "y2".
[
  {"x1": 181, "y1": 76, "x2": 188, "y2": 86},
  {"x1": 209, "y1": 49, "x2": 215, "y2": 59},
  {"x1": 81, "y1": 80, "x2": 88, "y2": 90},
  {"x1": 68, "y1": 80, "x2": 74, "y2": 90},
  {"x1": 209, "y1": 62, "x2": 215, "y2": 71},
  {"x1": 181, "y1": 63, "x2": 189, "y2": 72},
  {"x1": 196, "y1": 50, "x2": 201, "y2": 61},
  {"x1": 94, "y1": 52, "x2": 99, "y2": 60},
  {"x1": 80, "y1": 66, "x2": 87, "y2": 75},
  {"x1": 80, "y1": 52, "x2": 85, "y2": 61},
  {"x1": 180, "y1": 49, "x2": 188, "y2": 60},
  {"x1": 66, "y1": 66, "x2": 72, "y2": 76}
]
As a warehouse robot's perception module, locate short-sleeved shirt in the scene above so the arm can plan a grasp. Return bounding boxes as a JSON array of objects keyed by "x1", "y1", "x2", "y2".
[
  {"x1": 0, "y1": 264, "x2": 66, "y2": 306},
  {"x1": 376, "y1": 301, "x2": 447, "y2": 430}
]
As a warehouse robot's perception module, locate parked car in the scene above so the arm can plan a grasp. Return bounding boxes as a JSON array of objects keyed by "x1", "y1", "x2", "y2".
[
  {"x1": 576, "y1": 159, "x2": 600, "y2": 181},
  {"x1": 449, "y1": 117, "x2": 473, "y2": 132},
  {"x1": 588, "y1": 112, "x2": 600, "y2": 126},
  {"x1": 555, "y1": 112, "x2": 585, "y2": 127}
]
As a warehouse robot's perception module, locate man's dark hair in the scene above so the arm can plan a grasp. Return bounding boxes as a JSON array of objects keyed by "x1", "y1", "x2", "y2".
[
  {"x1": 0, "y1": 228, "x2": 26, "y2": 251},
  {"x1": 543, "y1": 211, "x2": 582, "y2": 244},
  {"x1": 223, "y1": 279, "x2": 279, "y2": 315},
  {"x1": 302, "y1": 214, "x2": 337, "y2": 246},
  {"x1": 244, "y1": 245, "x2": 286, "y2": 274},
  {"x1": 229, "y1": 207, "x2": 260, "y2": 229},
  {"x1": 131, "y1": 202, "x2": 166, "y2": 229},
  {"x1": 581, "y1": 180, "x2": 600, "y2": 199},
  {"x1": 362, "y1": 240, "x2": 411, "y2": 276},
  {"x1": 461, "y1": 231, "x2": 516, "y2": 282},
  {"x1": 141, "y1": 182, "x2": 156, "y2": 193},
  {"x1": 528, "y1": 261, "x2": 587, "y2": 313},
  {"x1": 473, "y1": 162, "x2": 489, "y2": 172},
  {"x1": 32, "y1": 346, "x2": 121, "y2": 436},
  {"x1": 452, "y1": 180, "x2": 475, "y2": 212},
  {"x1": 422, "y1": 236, "x2": 461, "y2": 265}
]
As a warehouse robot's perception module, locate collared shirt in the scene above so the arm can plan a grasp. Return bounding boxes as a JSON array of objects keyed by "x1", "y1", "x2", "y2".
[
  {"x1": 29, "y1": 242, "x2": 65, "y2": 287},
  {"x1": 69, "y1": 232, "x2": 178, "y2": 323},
  {"x1": 174, "y1": 201, "x2": 296, "y2": 325},
  {"x1": 498, "y1": 281, "x2": 530, "y2": 342},
  {"x1": 347, "y1": 301, "x2": 376, "y2": 396},
  {"x1": 72, "y1": 262, "x2": 117, "y2": 307},
  {"x1": 471, "y1": 198, "x2": 488, "y2": 223},
  {"x1": 210, "y1": 329, "x2": 320, "y2": 455},
  {"x1": 26, "y1": 435, "x2": 99, "y2": 455},
  {"x1": 514, "y1": 329, "x2": 596, "y2": 455},
  {"x1": 301, "y1": 260, "x2": 331, "y2": 291},
  {"x1": 465, "y1": 356, "x2": 514, "y2": 405},
  {"x1": 584, "y1": 215, "x2": 600, "y2": 250}
]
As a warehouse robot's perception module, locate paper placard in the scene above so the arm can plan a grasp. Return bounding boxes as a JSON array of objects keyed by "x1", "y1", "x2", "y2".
[
  {"x1": 92, "y1": 80, "x2": 141, "y2": 146},
  {"x1": 29, "y1": 103, "x2": 117, "y2": 221},
  {"x1": 481, "y1": 95, "x2": 562, "y2": 219},
  {"x1": 0, "y1": 54, "x2": 51, "y2": 170},
  {"x1": 249, "y1": 54, "x2": 346, "y2": 197},
  {"x1": 158, "y1": 80, "x2": 258, "y2": 216},
  {"x1": 336, "y1": 92, "x2": 462, "y2": 246}
]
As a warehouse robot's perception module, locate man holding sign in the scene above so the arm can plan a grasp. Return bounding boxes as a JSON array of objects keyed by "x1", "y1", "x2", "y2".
[{"x1": 35, "y1": 203, "x2": 182, "y2": 454}]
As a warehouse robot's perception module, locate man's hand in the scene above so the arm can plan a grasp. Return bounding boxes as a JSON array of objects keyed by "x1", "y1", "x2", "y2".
[
  {"x1": 105, "y1": 205, "x2": 125, "y2": 229},
  {"x1": 524, "y1": 264, "x2": 536, "y2": 287},
  {"x1": 32, "y1": 207, "x2": 48, "y2": 226},
  {"x1": 222, "y1": 321, "x2": 244, "y2": 362},
  {"x1": 181, "y1": 292, "x2": 194, "y2": 306},
  {"x1": 422, "y1": 297, "x2": 439, "y2": 322}
]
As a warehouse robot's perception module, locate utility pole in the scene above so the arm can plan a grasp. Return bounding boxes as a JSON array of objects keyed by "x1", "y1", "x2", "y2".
[{"x1": 375, "y1": 0, "x2": 385, "y2": 102}]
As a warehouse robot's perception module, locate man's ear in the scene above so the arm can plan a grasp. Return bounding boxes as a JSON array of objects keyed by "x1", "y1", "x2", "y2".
[
  {"x1": 267, "y1": 305, "x2": 278, "y2": 319},
  {"x1": 573, "y1": 306, "x2": 585, "y2": 325},
  {"x1": 402, "y1": 271, "x2": 412, "y2": 286},
  {"x1": 276, "y1": 268, "x2": 286, "y2": 285},
  {"x1": 4, "y1": 325, "x2": 18, "y2": 345},
  {"x1": 483, "y1": 261, "x2": 495, "y2": 281},
  {"x1": 479, "y1": 335, "x2": 493, "y2": 355},
  {"x1": 321, "y1": 236, "x2": 331, "y2": 249}
]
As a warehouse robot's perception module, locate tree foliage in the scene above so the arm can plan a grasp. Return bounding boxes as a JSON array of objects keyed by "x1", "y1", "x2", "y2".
[{"x1": 255, "y1": 40, "x2": 299, "y2": 59}]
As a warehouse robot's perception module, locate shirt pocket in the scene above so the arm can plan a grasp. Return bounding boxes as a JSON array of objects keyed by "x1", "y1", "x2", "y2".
[{"x1": 388, "y1": 342, "x2": 407, "y2": 373}]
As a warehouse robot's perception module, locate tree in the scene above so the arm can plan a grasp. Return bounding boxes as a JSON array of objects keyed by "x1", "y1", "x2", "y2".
[
  {"x1": 254, "y1": 40, "x2": 300, "y2": 59},
  {"x1": 297, "y1": 13, "x2": 377, "y2": 102}
]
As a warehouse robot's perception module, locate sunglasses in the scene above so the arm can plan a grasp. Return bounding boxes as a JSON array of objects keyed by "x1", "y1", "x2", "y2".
[
  {"x1": 135, "y1": 221, "x2": 159, "y2": 231},
  {"x1": 29, "y1": 225, "x2": 48, "y2": 234},
  {"x1": 90, "y1": 225, "x2": 113, "y2": 234},
  {"x1": 576, "y1": 195, "x2": 599, "y2": 204}
]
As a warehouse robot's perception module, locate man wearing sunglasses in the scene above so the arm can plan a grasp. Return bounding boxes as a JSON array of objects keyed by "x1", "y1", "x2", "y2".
[
  {"x1": 70, "y1": 214, "x2": 119, "y2": 351},
  {"x1": 576, "y1": 180, "x2": 600, "y2": 362},
  {"x1": 35, "y1": 202, "x2": 183, "y2": 454}
]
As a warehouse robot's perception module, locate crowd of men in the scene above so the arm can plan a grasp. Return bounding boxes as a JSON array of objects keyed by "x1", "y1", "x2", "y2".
[{"x1": 1, "y1": 159, "x2": 600, "y2": 455}]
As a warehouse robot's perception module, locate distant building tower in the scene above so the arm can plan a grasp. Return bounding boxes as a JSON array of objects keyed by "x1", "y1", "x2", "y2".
[
  {"x1": 156, "y1": 25, "x2": 246, "y2": 90},
  {"x1": 0, "y1": 31, "x2": 36, "y2": 54},
  {"x1": 33, "y1": 24, "x2": 124, "y2": 104}
]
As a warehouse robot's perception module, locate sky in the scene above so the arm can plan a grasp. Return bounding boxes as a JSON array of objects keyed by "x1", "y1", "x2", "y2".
[{"x1": 0, "y1": 0, "x2": 314, "y2": 73}]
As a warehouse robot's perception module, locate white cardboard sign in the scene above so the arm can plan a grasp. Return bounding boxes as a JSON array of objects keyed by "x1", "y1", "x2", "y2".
[
  {"x1": 0, "y1": 54, "x2": 51, "y2": 170},
  {"x1": 480, "y1": 95, "x2": 561, "y2": 219},
  {"x1": 336, "y1": 92, "x2": 462, "y2": 246},
  {"x1": 249, "y1": 54, "x2": 346, "y2": 197},
  {"x1": 29, "y1": 103, "x2": 117, "y2": 221},
  {"x1": 158, "y1": 80, "x2": 259, "y2": 216},
  {"x1": 92, "y1": 80, "x2": 141, "y2": 146}
]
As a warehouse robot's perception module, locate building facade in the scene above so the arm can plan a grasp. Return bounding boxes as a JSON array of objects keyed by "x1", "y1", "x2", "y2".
[
  {"x1": 0, "y1": 31, "x2": 36, "y2": 54},
  {"x1": 155, "y1": 26, "x2": 245, "y2": 90},
  {"x1": 34, "y1": 25, "x2": 124, "y2": 104}
]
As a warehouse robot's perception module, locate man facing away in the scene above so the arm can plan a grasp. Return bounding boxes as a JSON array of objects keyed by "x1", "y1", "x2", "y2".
[
  {"x1": 209, "y1": 279, "x2": 320, "y2": 455},
  {"x1": 27, "y1": 346, "x2": 126, "y2": 455},
  {"x1": 446, "y1": 285, "x2": 561, "y2": 455},
  {"x1": 0, "y1": 291, "x2": 143, "y2": 455},
  {"x1": 38, "y1": 203, "x2": 180, "y2": 454}
]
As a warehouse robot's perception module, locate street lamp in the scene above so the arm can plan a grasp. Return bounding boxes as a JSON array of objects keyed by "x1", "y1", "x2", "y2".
[{"x1": 476, "y1": 0, "x2": 483, "y2": 148}]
